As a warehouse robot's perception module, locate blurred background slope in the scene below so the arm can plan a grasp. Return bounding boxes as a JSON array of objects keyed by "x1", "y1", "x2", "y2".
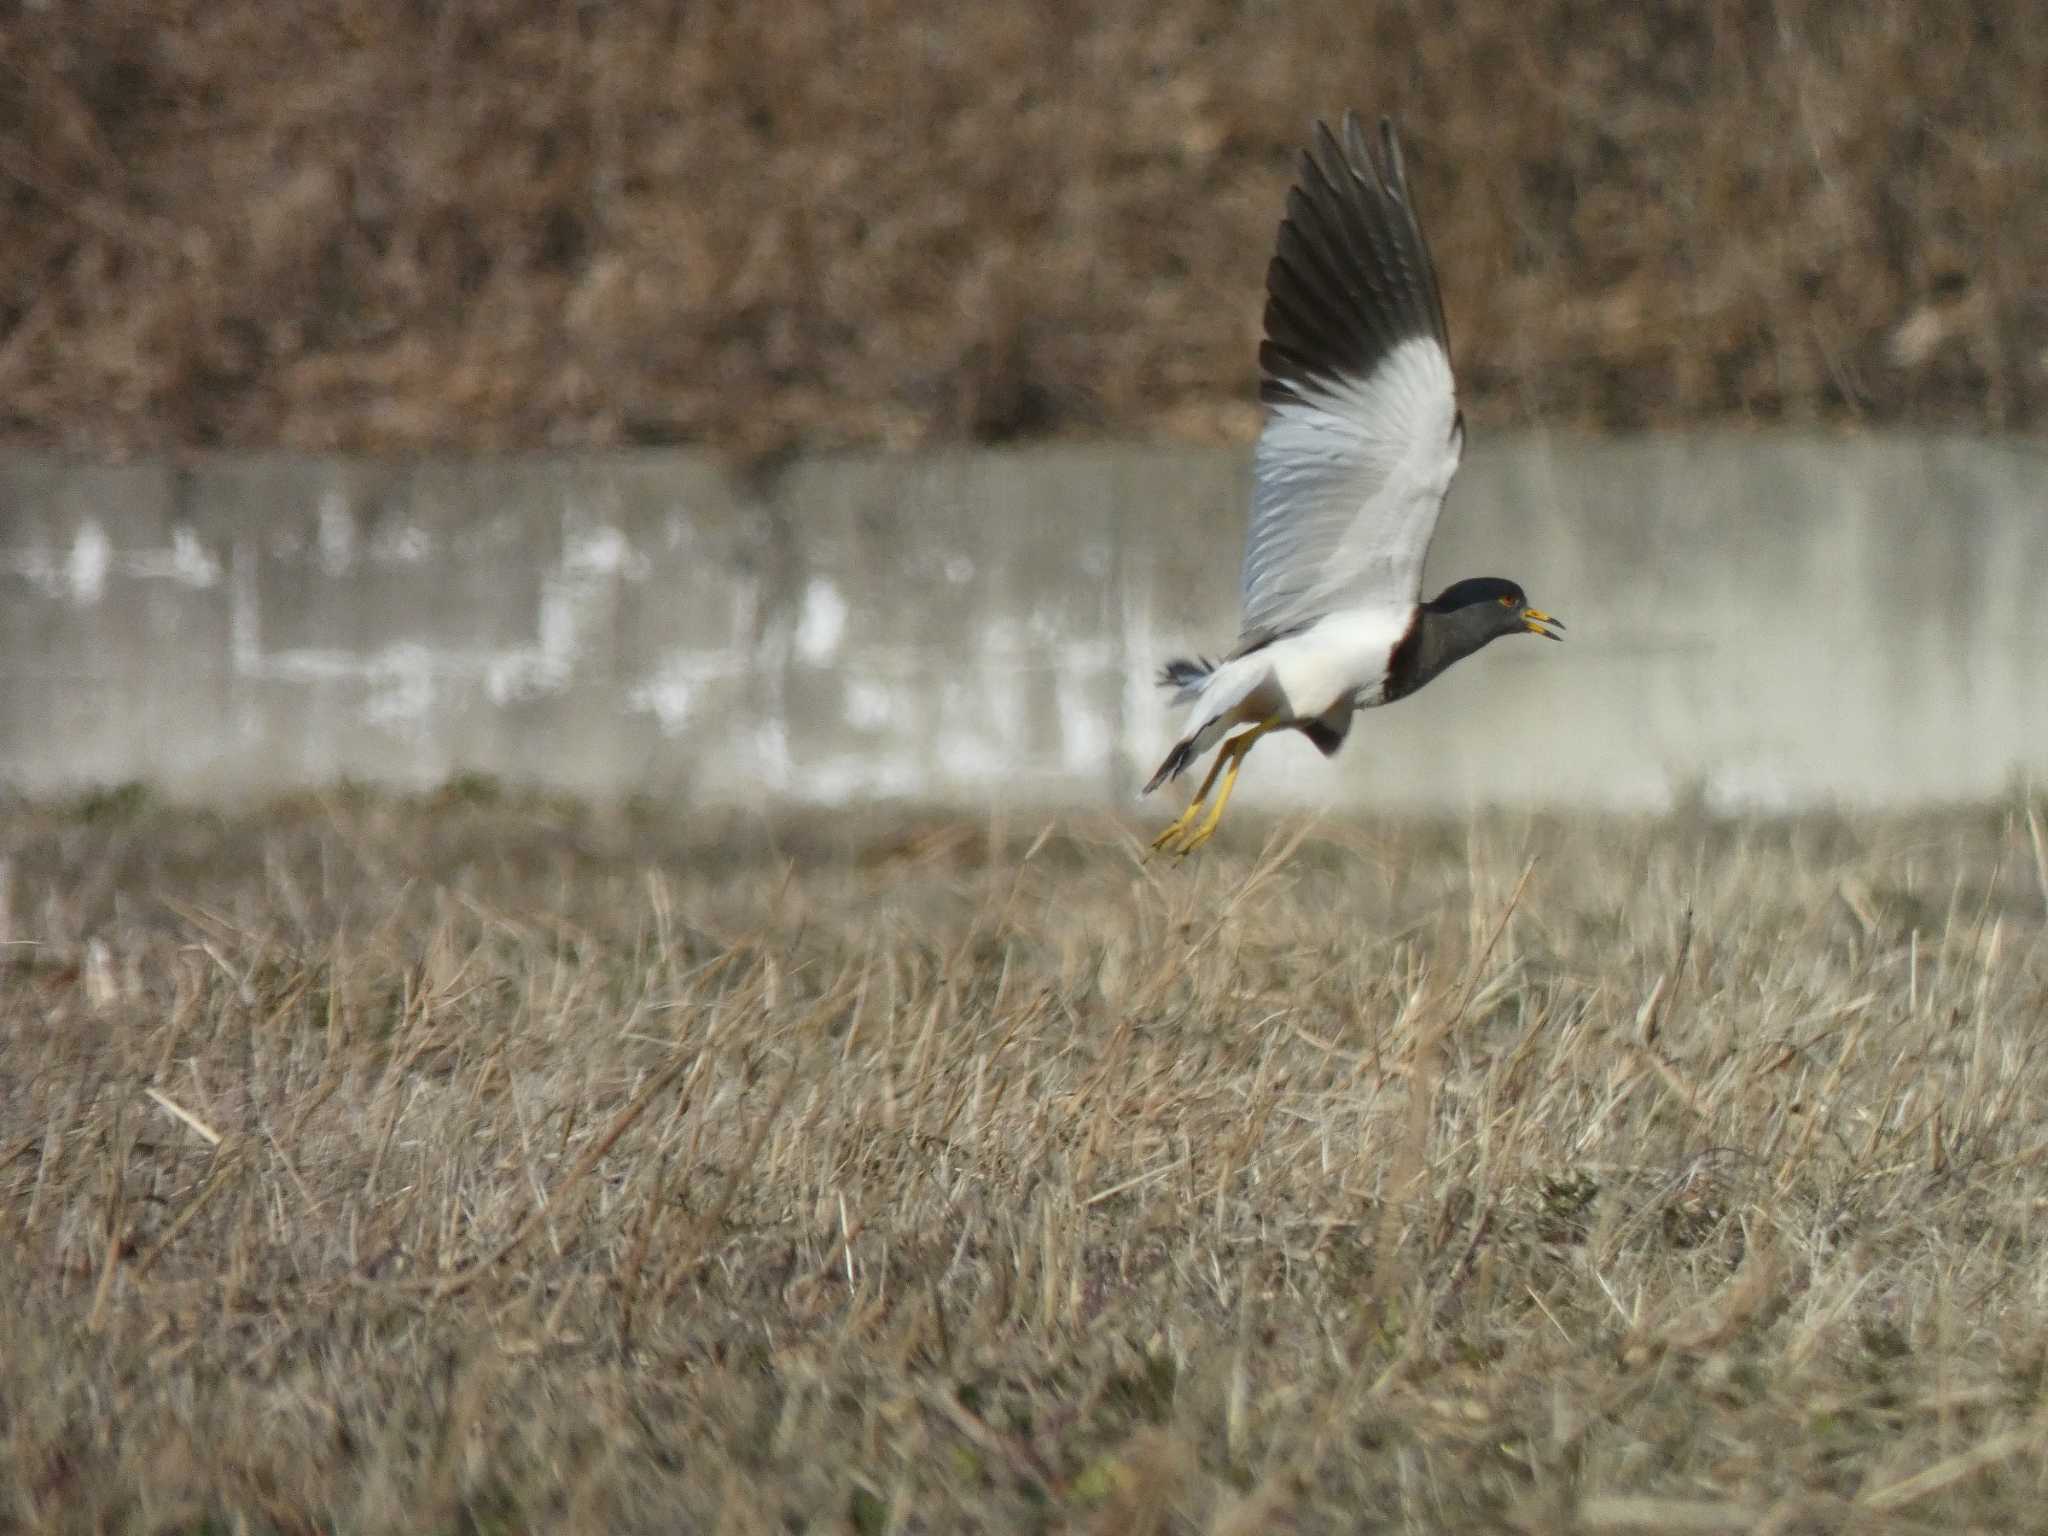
[{"x1": 1, "y1": 0, "x2": 2043, "y2": 460}]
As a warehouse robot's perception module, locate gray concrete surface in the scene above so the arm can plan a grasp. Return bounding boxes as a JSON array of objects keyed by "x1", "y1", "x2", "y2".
[{"x1": 2, "y1": 434, "x2": 2045, "y2": 812}]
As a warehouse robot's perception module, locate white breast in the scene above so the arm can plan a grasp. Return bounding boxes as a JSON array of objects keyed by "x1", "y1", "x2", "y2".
[{"x1": 1265, "y1": 608, "x2": 1414, "y2": 720}]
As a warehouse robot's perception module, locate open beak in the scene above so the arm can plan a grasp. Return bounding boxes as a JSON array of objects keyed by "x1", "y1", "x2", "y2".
[{"x1": 1522, "y1": 608, "x2": 1565, "y2": 641}]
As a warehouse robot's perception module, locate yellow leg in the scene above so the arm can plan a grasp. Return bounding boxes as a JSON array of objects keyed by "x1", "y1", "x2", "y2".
[
  {"x1": 1151, "y1": 721, "x2": 1274, "y2": 857},
  {"x1": 1172, "y1": 739, "x2": 1253, "y2": 855},
  {"x1": 1148, "y1": 738, "x2": 1237, "y2": 855}
]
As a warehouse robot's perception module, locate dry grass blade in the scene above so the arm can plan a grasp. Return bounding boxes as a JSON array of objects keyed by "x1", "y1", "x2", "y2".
[
  {"x1": 1856, "y1": 1414, "x2": 2048, "y2": 1511},
  {"x1": 143, "y1": 1088, "x2": 222, "y2": 1148}
]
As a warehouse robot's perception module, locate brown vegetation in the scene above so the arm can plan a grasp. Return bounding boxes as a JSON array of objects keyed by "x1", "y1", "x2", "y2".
[
  {"x1": 9, "y1": 788, "x2": 2048, "y2": 1529},
  {"x1": 2, "y1": 1, "x2": 2044, "y2": 459}
]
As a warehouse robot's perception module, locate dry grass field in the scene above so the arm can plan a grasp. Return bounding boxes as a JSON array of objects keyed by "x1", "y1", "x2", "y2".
[
  {"x1": 5, "y1": 1, "x2": 2045, "y2": 456},
  {"x1": 8, "y1": 786, "x2": 2048, "y2": 1532}
]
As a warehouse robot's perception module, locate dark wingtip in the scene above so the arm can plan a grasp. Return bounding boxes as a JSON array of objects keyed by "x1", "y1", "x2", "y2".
[{"x1": 1259, "y1": 107, "x2": 1450, "y2": 408}]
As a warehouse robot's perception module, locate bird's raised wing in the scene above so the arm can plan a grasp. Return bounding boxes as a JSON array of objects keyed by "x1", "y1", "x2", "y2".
[{"x1": 1238, "y1": 113, "x2": 1463, "y2": 646}]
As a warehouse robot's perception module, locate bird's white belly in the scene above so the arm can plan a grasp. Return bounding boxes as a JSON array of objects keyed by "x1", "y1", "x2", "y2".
[{"x1": 1267, "y1": 608, "x2": 1412, "y2": 720}]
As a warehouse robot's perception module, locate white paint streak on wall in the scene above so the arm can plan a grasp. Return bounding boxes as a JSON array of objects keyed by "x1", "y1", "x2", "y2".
[
  {"x1": 794, "y1": 579, "x2": 848, "y2": 663},
  {"x1": 844, "y1": 679, "x2": 895, "y2": 729},
  {"x1": 361, "y1": 646, "x2": 437, "y2": 733},
  {"x1": 624, "y1": 572, "x2": 766, "y2": 736},
  {"x1": 486, "y1": 518, "x2": 648, "y2": 703},
  {"x1": 937, "y1": 730, "x2": 1007, "y2": 782},
  {"x1": 625, "y1": 653, "x2": 752, "y2": 736},
  {"x1": 495, "y1": 583, "x2": 579, "y2": 700},
  {"x1": 629, "y1": 675, "x2": 693, "y2": 731},
  {"x1": 0, "y1": 525, "x2": 219, "y2": 598},
  {"x1": 754, "y1": 718, "x2": 793, "y2": 791},
  {"x1": 67, "y1": 522, "x2": 109, "y2": 603},
  {"x1": 125, "y1": 528, "x2": 222, "y2": 587},
  {"x1": 231, "y1": 541, "x2": 263, "y2": 673},
  {"x1": 225, "y1": 507, "x2": 658, "y2": 727},
  {"x1": 486, "y1": 589, "x2": 576, "y2": 700},
  {"x1": 483, "y1": 652, "x2": 555, "y2": 706},
  {"x1": 1056, "y1": 656, "x2": 1110, "y2": 772},
  {"x1": 249, "y1": 643, "x2": 443, "y2": 736},
  {"x1": 563, "y1": 523, "x2": 650, "y2": 579}
]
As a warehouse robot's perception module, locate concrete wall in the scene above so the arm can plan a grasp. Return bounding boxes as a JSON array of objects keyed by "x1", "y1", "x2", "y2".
[{"x1": 2, "y1": 434, "x2": 2045, "y2": 812}]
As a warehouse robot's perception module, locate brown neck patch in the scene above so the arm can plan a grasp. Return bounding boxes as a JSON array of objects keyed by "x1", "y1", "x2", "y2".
[{"x1": 1382, "y1": 607, "x2": 1425, "y2": 703}]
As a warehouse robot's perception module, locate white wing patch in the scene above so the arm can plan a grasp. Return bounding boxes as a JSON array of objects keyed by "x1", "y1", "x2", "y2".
[{"x1": 1239, "y1": 334, "x2": 1461, "y2": 642}]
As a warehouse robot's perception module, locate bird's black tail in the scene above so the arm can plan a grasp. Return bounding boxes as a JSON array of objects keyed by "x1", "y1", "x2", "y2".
[
  {"x1": 1143, "y1": 656, "x2": 1218, "y2": 795},
  {"x1": 1155, "y1": 655, "x2": 1214, "y2": 703},
  {"x1": 1142, "y1": 735, "x2": 1197, "y2": 796}
]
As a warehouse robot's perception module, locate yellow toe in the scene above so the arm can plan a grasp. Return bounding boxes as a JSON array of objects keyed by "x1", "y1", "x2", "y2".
[{"x1": 1148, "y1": 804, "x2": 1203, "y2": 857}]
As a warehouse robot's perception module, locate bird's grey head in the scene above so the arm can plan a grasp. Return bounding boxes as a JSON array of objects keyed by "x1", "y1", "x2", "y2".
[
  {"x1": 1425, "y1": 577, "x2": 1565, "y2": 645},
  {"x1": 1385, "y1": 576, "x2": 1565, "y2": 704}
]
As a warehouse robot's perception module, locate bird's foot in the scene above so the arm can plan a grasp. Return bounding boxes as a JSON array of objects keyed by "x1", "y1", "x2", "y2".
[
  {"x1": 1165, "y1": 794, "x2": 1231, "y2": 856},
  {"x1": 1147, "y1": 800, "x2": 1208, "y2": 858},
  {"x1": 1147, "y1": 729, "x2": 1260, "y2": 858}
]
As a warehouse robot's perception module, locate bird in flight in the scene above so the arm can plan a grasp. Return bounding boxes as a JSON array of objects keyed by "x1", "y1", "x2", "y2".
[{"x1": 1146, "y1": 112, "x2": 1563, "y2": 856}]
